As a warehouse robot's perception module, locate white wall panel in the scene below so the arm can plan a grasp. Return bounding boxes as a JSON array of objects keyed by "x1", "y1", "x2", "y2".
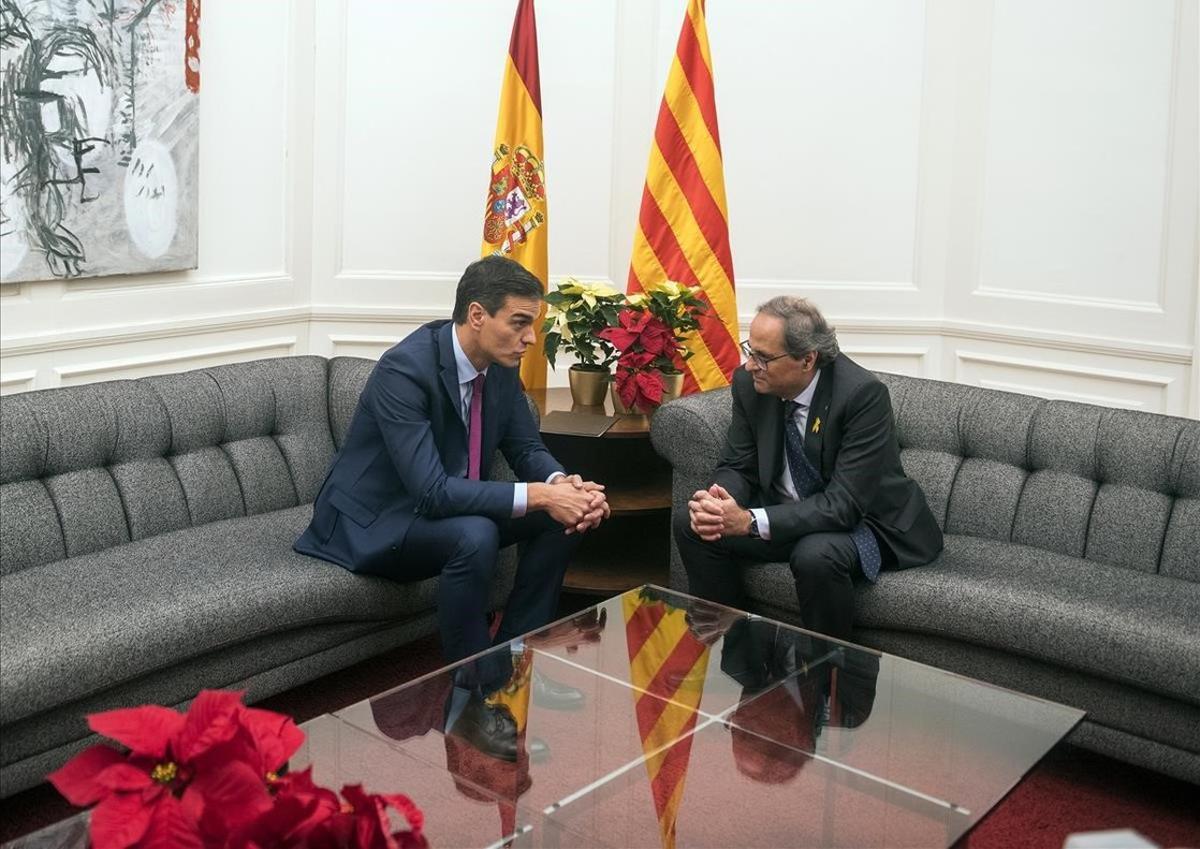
[
  {"x1": 980, "y1": 1, "x2": 1175, "y2": 307},
  {"x1": 331, "y1": 0, "x2": 617, "y2": 287},
  {"x1": 953, "y1": 348, "x2": 1178, "y2": 413},
  {"x1": 706, "y1": 2, "x2": 927, "y2": 292},
  {"x1": 54, "y1": 336, "x2": 299, "y2": 386},
  {"x1": 955, "y1": 0, "x2": 1195, "y2": 350}
]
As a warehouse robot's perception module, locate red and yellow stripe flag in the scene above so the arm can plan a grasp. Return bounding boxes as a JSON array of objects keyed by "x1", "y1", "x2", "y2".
[
  {"x1": 628, "y1": 0, "x2": 739, "y2": 394},
  {"x1": 624, "y1": 592, "x2": 711, "y2": 849},
  {"x1": 481, "y1": 0, "x2": 550, "y2": 389}
]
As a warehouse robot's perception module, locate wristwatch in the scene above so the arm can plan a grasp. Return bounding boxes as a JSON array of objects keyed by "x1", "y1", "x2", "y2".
[{"x1": 747, "y1": 511, "x2": 760, "y2": 538}]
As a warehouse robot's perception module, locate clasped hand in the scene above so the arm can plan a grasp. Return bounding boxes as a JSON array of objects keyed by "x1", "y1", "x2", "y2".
[
  {"x1": 689, "y1": 483, "x2": 751, "y2": 542},
  {"x1": 546, "y1": 474, "x2": 610, "y2": 534}
]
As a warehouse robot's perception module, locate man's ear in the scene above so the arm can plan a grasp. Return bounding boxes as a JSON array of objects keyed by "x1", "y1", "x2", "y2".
[{"x1": 467, "y1": 301, "x2": 487, "y2": 329}]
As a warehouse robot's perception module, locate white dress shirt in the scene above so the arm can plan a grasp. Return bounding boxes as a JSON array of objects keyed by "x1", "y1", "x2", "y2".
[
  {"x1": 450, "y1": 327, "x2": 561, "y2": 517},
  {"x1": 749, "y1": 370, "x2": 821, "y2": 541}
]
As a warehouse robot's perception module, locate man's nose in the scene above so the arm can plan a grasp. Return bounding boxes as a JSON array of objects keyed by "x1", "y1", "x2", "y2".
[{"x1": 522, "y1": 326, "x2": 536, "y2": 345}]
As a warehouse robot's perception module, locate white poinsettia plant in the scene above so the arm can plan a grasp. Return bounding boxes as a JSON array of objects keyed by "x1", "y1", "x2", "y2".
[{"x1": 541, "y1": 277, "x2": 625, "y2": 371}]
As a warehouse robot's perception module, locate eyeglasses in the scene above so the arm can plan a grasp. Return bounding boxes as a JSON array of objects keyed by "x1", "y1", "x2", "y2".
[{"x1": 739, "y1": 340, "x2": 790, "y2": 370}]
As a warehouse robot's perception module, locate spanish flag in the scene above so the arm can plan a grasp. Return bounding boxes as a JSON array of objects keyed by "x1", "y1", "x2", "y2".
[
  {"x1": 481, "y1": 0, "x2": 549, "y2": 390},
  {"x1": 624, "y1": 591, "x2": 711, "y2": 849},
  {"x1": 628, "y1": 0, "x2": 739, "y2": 394}
]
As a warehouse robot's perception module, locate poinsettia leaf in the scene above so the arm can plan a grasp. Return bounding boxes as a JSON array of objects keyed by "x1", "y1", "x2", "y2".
[
  {"x1": 95, "y1": 762, "x2": 154, "y2": 792},
  {"x1": 615, "y1": 371, "x2": 637, "y2": 408},
  {"x1": 90, "y1": 791, "x2": 155, "y2": 849},
  {"x1": 48, "y1": 745, "x2": 126, "y2": 806},
  {"x1": 190, "y1": 760, "x2": 274, "y2": 835},
  {"x1": 88, "y1": 706, "x2": 184, "y2": 759},
  {"x1": 175, "y1": 690, "x2": 244, "y2": 761},
  {"x1": 240, "y1": 707, "x2": 306, "y2": 772},
  {"x1": 635, "y1": 371, "x2": 665, "y2": 406},
  {"x1": 378, "y1": 793, "x2": 424, "y2": 832},
  {"x1": 138, "y1": 795, "x2": 203, "y2": 849}
]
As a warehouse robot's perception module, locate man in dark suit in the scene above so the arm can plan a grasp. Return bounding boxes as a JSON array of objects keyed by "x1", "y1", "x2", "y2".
[
  {"x1": 296, "y1": 256, "x2": 608, "y2": 737},
  {"x1": 675, "y1": 296, "x2": 942, "y2": 642}
]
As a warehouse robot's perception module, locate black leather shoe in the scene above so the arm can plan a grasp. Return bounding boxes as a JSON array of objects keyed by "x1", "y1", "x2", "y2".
[
  {"x1": 531, "y1": 670, "x2": 585, "y2": 711},
  {"x1": 528, "y1": 736, "x2": 551, "y2": 764},
  {"x1": 445, "y1": 695, "x2": 518, "y2": 762}
]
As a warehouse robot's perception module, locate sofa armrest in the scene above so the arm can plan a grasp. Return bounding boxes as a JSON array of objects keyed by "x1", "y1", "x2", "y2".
[
  {"x1": 650, "y1": 388, "x2": 732, "y2": 593},
  {"x1": 650, "y1": 387, "x2": 732, "y2": 476}
]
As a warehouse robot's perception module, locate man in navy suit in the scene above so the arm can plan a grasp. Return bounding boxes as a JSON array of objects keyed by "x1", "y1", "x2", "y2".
[{"x1": 296, "y1": 256, "x2": 608, "y2": 749}]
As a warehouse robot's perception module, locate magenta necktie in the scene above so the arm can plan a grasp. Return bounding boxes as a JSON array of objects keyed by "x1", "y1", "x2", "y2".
[{"x1": 467, "y1": 373, "x2": 484, "y2": 480}]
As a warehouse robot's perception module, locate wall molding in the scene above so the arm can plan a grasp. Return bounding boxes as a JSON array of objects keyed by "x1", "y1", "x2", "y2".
[
  {"x1": 954, "y1": 350, "x2": 1174, "y2": 389},
  {"x1": 0, "y1": 370, "x2": 37, "y2": 393},
  {"x1": 972, "y1": 286, "x2": 1164, "y2": 314},
  {"x1": 53, "y1": 337, "x2": 299, "y2": 384},
  {"x1": 1, "y1": 306, "x2": 309, "y2": 356}
]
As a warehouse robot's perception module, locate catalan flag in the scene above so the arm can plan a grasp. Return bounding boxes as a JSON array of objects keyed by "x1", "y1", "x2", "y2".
[
  {"x1": 481, "y1": 0, "x2": 550, "y2": 390},
  {"x1": 624, "y1": 591, "x2": 711, "y2": 849},
  {"x1": 628, "y1": 0, "x2": 739, "y2": 394}
]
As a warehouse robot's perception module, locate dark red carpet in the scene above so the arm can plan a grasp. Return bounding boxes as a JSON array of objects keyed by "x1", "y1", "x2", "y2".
[{"x1": 2, "y1": 615, "x2": 1197, "y2": 847}]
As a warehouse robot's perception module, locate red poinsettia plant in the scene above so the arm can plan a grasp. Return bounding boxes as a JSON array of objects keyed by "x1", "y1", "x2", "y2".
[
  {"x1": 597, "y1": 309, "x2": 677, "y2": 412},
  {"x1": 48, "y1": 690, "x2": 425, "y2": 849}
]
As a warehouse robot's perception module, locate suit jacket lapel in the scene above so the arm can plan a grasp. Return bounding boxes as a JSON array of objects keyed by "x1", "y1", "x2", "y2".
[
  {"x1": 804, "y1": 364, "x2": 833, "y2": 476},
  {"x1": 759, "y1": 394, "x2": 785, "y2": 499},
  {"x1": 437, "y1": 323, "x2": 465, "y2": 433}
]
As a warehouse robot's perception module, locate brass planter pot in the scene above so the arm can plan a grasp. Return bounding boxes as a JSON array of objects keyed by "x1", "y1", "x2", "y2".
[
  {"x1": 660, "y1": 370, "x2": 685, "y2": 403},
  {"x1": 568, "y1": 366, "x2": 610, "y2": 407}
]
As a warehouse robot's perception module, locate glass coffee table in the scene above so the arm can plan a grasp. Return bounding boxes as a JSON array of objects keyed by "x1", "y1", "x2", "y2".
[
  {"x1": 307, "y1": 585, "x2": 1081, "y2": 848},
  {"x1": 5, "y1": 585, "x2": 1083, "y2": 848}
]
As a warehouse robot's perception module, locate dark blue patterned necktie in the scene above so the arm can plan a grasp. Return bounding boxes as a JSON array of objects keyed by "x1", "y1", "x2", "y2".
[{"x1": 783, "y1": 402, "x2": 882, "y2": 582}]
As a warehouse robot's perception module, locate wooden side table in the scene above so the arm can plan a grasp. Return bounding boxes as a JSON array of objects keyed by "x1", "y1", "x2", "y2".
[{"x1": 527, "y1": 387, "x2": 671, "y2": 594}]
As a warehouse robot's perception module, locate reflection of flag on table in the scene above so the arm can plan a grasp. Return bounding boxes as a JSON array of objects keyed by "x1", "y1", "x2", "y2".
[
  {"x1": 623, "y1": 592, "x2": 711, "y2": 849},
  {"x1": 627, "y1": 0, "x2": 739, "y2": 395},
  {"x1": 481, "y1": 0, "x2": 550, "y2": 390}
]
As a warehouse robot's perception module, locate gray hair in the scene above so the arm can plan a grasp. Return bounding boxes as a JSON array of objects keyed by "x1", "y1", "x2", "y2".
[{"x1": 756, "y1": 296, "x2": 840, "y2": 368}]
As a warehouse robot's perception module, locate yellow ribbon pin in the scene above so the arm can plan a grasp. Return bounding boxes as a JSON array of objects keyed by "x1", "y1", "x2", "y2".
[{"x1": 812, "y1": 417, "x2": 821, "y2": 434}]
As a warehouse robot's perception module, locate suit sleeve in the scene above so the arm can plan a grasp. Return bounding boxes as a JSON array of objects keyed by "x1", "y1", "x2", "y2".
[
  {"x1": 712, "y1": 380, "x2": 759, "y2": 506},
  {"x1": 370, "y1": 359, "x2": 515, "y2": 520},
  {"x1": 498, "y1": 387, "x2": 564, "y2": 483},
  {"x1": 764, "y1": 380, "x2": 892, "y2": 543}
]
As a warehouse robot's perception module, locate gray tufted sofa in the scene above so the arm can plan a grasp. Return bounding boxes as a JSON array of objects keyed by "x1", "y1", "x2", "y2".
[
  {"x1": 0, "y1": 355, "x2": 521, "y2": 797},
  {"x1": 651, "y1": 373, "x2": 1200, "y2": 784}
]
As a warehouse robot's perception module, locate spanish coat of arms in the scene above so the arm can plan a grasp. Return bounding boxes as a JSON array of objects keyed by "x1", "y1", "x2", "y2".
[{"x1": 482, "y1": 143, "x2": 546, "y2": 255}]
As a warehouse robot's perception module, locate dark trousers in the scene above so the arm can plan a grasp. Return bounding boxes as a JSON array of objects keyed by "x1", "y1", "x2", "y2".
[
  {"x1": 388, "y1": 512, "x2": 582, "y2": 664},
  {"x1": 672, "y1": 509, "x2": 865, "y2": 642}
]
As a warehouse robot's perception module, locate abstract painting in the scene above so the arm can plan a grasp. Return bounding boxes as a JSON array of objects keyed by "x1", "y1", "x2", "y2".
[{"x1": 0, "y1": 0, "x2": 200, "y2": 283}]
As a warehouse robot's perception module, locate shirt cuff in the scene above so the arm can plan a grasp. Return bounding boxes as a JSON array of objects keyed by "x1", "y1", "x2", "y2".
[
  {"x1": 546, "y1": 471, "x2": 566, "y2": 484},
  {"x1": 512, "y1": 483, "x2": 528, "y2": 518},
  {"x1": 750, "y1": 507, "x2": 771, "y2": 541}
]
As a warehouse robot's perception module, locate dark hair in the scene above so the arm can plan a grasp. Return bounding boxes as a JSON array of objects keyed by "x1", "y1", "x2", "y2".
[
  {"x1": 452, "y1": 255, "x2": 544, "y2": 324},
  {"x1": 756, "y1": 295, "x2": 840, "y2": 368}
]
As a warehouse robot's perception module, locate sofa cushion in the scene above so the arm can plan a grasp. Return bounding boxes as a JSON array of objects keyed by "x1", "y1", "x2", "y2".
[
  {"x1": 0, "y1": 506, "x2": 440, "y2": 726},
  {"x1": 740, "y1": 535, "x2": 1200, "y2": 707},
  {"x1": 855, "y1": 536, "x2": 1200, "y2": 705}
]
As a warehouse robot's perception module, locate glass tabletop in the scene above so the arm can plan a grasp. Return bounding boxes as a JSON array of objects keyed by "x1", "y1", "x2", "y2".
[{"x1": 304, "y1": 585, "x2": 1083, "y2": 849}]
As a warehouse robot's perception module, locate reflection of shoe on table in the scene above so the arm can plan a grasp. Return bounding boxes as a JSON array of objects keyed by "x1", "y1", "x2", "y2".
[
  {"x1": 445, "y1": 692, "x2": 519, "y2": 762},
  {"x1": 528, "y1": 736, "x2": 550, "y2": 764},
  {"x1": 532, "y1": 670, "x2": 585, "y2": 710}
]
